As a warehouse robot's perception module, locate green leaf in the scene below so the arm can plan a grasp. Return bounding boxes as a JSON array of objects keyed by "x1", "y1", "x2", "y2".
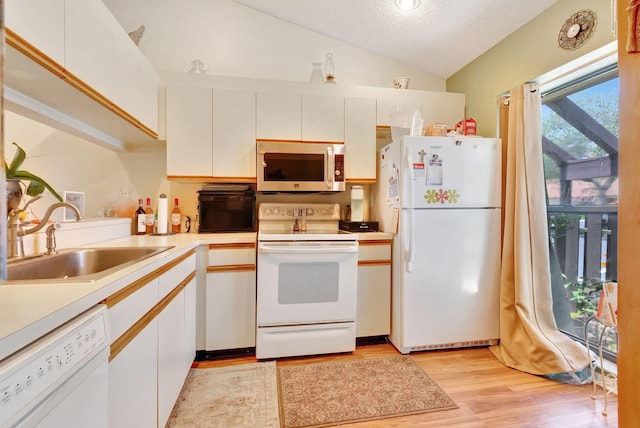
[
  {"x1": 6, "y1": 142, "x2": 26, "y2": 175},
  {"x1": 12, "y1": 170, "x2": 63, "y2": 202}
]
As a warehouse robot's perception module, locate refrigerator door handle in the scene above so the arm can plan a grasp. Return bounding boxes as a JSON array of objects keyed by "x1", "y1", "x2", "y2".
[{"x1": 404, "y1": 147, "x2": 414, "y2": 272}]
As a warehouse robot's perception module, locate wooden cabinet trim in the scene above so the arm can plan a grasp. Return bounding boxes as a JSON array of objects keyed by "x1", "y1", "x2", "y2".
[
  {"x1": 256, "y1": 139, "x2": 344, "y2": 145},
  {"x1": 109, "y1": 270, "x2": 196, "y2": 362},
  {"x1": 358, "y1": 259, "x2": 392, "y2": 267},
  {"x1": 166, "y1": 176, "x2": 256, "y2": 182},
  {"x1": 358, "y1": 240, "x2": 392, "y2": 246},
  {"x1": 6, "y1": 28, "x2": 158, "y2": 139},
  {"x1": 207, "y1": 264, "x2": 256, "y2": 273},
  {"x1": 346, "y1": 178, "x2": 376, "y2": 184},
  {"x1": 102, "y1": 249, "x2": 195, "y2": 309},
  {"x1": 209, "y1": 243, "x2": 256, "y2": 250}
]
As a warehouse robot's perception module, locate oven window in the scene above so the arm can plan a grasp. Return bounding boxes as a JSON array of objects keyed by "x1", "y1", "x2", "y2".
[
  {"x1": 278, "y1": 262, "x2": 339, "y2": 304},
  {"x1": 264, "y1": 153, "x2": 324, "y2": 181}
]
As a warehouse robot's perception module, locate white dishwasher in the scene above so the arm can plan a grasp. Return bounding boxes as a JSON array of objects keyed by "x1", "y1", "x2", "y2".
[{"x1": 0, "y1": 305, "x2": 109, "y2": 428}]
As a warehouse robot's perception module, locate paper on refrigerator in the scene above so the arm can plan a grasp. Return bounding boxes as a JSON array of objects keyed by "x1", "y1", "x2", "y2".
[{"x1": 380, "y1": 145, "x2": 400, "y2": 206}]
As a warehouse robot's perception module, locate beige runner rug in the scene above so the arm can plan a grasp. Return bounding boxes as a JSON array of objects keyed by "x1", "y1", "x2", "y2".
[
  {"x1": 167, "y1": 362, "x2": 280, "y2": 427},
  {"x1": 278, "y1": 356, "x2": 457, "y2": 428}
]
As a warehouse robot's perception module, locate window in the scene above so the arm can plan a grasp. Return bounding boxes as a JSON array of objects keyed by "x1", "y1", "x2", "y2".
[{"x1": 542, "y1": 67, "x2": 618, "y2": 360}]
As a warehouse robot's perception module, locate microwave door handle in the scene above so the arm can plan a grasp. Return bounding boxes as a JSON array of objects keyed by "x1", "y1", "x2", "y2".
[{"x1": 326, "y1": 146, "x2": 334, "y2": 190}]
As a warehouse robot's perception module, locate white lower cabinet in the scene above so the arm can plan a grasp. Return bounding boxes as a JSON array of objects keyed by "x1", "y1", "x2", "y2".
[
  {"x1": 107, "y1": 250, "x2": 196, "y2": 427},
  {"x1": 158, "y1": 278, "x2": 196, "y2": 427},
  {"x1": 108, "y1": 317, "x2": 159, "y2": 427},
  {"x1": 356, "y1": 238, "x2": 392, "y2": 337},
  {"x1": 205, "y1": 242, "x2": 257, "y2": 351}
]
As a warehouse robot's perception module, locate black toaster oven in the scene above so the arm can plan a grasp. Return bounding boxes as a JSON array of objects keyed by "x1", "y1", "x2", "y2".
[{"x1": 197, "y1": 190, "x2": 256, "y2": 233}]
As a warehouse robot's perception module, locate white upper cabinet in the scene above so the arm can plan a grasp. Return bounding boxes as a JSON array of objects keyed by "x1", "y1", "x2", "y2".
[
  {"x1": 112, "y1": 29, "x2": 160, "y2": 132},
  {"x1": 137, "y1": 59, "x2": 161, "y2": 132},
  {"x1": 256, "y1": 91, "x2": 301, "y2": 140},
  {"x1": 376, "y1": 90, "x2": 465, "y2": 131},
  {"x1": 166, "y1": 87, "x2": 256, "y2": 180},
  {"x1": 257, "y1": 92, "x2": 345, "y2": 142},
  {"x1": 112, "y1": 29, "x2": 140, "y2": 117},
  {"x1": 6, "y1": 0, "x2": 65, "y2": 65},
  {"x1": 5, "y1": 0, "x2": 160, "y2": 144},
  {"x1": 421, "y1": 91, "x2": 466, "y2": 130},
  {"x1": 166, "y1": 86, "x2": 213, "y2": 177},
  {"x1": 164, "y1": 79, "x2": 465, "y2": 181},
  {"x1": 65, "y1": 0, "x2": 114, "y2": 100},
  {"x1": 345, "y1": 97, "x2": 376, "y2": 181},
  {"x1": 212, "y1": 89, "x2": 257, "y2": 179},
  {"x1": 301, "y1": 94, "x2": 344, "y2": 142},
  {"x1": 376, "y1": 91, "x2": 423, "y2": 127}
]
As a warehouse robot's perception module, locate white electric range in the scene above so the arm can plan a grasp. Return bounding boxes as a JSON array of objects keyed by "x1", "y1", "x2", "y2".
[{"x1": 256, "y1": 203, "x2": 359, "y2": 359}]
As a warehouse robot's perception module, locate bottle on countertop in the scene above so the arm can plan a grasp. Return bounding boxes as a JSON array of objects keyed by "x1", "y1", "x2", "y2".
[
  {"x1": 135, "y1": 199, "x2": 146, "y2": 235},
  {"x1": 171, "y1": 198, "x2": 181, "y2": 233},
  {"x1": 144, "y1": 197, "x2": 154, "y2": 234}
]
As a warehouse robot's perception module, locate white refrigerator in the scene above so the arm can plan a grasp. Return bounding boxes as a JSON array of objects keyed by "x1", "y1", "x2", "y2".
[{"x1": 372, "y1": 136, "x2": 502, "y2": 354}]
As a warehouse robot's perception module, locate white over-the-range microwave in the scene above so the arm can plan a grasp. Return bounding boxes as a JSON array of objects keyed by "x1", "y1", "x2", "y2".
[{"x1": 256, "y1": 140, "x2": 346, "y2": 192}]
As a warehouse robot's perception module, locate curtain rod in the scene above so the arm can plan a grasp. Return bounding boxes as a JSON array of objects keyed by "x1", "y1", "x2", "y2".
[
  {"x1": 499, "y1": 42, "x2": 617, "y2": 106},
  {"x1": 528, "y1": 43, "x2": 617, "y2": 92}
]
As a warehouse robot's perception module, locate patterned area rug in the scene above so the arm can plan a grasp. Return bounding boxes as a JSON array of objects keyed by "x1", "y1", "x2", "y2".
[
  {"x1": 278, "y1": 356, "x2": 457, "y2": 428},
  {"x1": 167, "y1": 362, "x2": 280, "y2": 427}
]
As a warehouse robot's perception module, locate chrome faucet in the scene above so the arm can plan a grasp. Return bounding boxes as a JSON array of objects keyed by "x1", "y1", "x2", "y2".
[{"x1": 7, "y1": 196, "x2": 84, "y2": 258}]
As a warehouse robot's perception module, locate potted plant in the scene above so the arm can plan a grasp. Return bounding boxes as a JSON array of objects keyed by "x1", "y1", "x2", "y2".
[{"x1": 4, "y1": 142, "x2": 62, "y2": 214}]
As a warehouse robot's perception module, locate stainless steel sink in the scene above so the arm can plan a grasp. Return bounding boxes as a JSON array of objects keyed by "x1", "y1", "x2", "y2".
[{"x1": 5, "y1": 246, "x2": 174, "y2": 282}]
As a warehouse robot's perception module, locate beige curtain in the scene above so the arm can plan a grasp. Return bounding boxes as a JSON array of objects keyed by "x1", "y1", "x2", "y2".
[{"x1": 490, "y1": 84, "x2": 590, "y2": 375}]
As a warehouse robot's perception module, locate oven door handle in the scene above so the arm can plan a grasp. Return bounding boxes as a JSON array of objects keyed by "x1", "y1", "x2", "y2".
[{"x1": 259, "y1": 244, "x2": 358, "y2": 254}]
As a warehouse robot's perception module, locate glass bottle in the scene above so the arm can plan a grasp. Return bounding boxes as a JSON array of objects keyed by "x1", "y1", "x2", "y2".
[
  {"x1": 144, "y1": 197, "x2": 154, "y2": 234},
  {"x1": 171, "y1": 198, "x2": 181, "y2": 234},
  {"x1": 135, "y1": 199, "x2": 146, "y2": 235},
  {"x1": 324, "y1": 53, "x2": 336, "y2": 84}
]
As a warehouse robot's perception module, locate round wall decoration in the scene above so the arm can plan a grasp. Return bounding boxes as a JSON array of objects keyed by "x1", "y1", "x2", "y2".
[{"x1": 558, "y1": 10, "x2": 597, "y2": 51}]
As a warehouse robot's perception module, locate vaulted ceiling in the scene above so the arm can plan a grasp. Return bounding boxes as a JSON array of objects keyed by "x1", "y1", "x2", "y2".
[{"x1": 230, "y1": 0, "x2": 560, "y2": 78}]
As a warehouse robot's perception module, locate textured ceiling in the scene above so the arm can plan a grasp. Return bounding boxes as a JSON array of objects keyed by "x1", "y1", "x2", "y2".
[{"x1": 231, "y1": 0, "x2": 559, "y2": 78}]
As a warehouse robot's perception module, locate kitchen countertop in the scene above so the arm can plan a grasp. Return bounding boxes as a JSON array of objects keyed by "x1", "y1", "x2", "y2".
[
  {"x1": 0, "y1": 231, "x2": 385, "y2": 360},
  {"x1": 0, "y1": 232, "x2": 257, "y2": 361}
]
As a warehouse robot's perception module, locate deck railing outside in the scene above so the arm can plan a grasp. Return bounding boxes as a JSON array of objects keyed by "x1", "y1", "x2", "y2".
[{"x1": 547, "y1": 205, "x2": 618, "y2": 359}]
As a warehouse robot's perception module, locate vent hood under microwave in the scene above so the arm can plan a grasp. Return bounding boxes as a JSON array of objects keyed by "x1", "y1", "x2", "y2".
[{"x1": 256, "y1": 140, "x2": 345, "y2": 192}]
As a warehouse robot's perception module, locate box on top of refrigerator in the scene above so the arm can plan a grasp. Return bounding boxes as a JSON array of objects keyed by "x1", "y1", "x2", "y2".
[{"x1": 455, "y1": 118, "x2": 477, "y2": 135}]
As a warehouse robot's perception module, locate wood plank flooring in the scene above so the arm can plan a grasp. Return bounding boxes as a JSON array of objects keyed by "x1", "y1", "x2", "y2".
[{"x1": 193, "y1": 344, "x2": 618, "y2": 427}]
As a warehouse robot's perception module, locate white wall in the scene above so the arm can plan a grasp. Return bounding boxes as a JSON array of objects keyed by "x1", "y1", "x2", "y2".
[
  {"x1": 102, "y1": 0, "x2": 445, "y2": 91},
  {"x1": 447, "y1": 0, "x2": 616, "y2": 137},
  {"x1": 4, "y1": 111, "x2": 169, "y2": 223}
]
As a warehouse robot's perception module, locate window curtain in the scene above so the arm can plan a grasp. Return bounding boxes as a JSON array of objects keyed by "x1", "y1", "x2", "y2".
[{"x1": 490, "y1": 84, "x2": 590, "y2": 375}]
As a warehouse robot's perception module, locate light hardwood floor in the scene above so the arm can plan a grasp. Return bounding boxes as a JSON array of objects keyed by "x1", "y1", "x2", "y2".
[{"x1": 194, "y1": 344, "x2": 617, "y2": 427}]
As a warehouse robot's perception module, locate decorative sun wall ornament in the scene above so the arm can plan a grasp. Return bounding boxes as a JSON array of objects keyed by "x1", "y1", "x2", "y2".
[{"x1": 558, "y1": 10, "x2": 597, "y2": 51}]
